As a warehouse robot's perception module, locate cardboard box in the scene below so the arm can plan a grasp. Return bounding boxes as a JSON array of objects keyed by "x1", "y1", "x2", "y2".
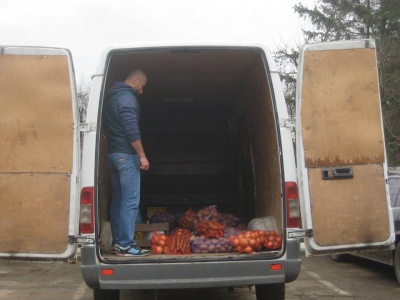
[{"x1": 135, "y1": 222, "x2": 169, "y2": 247}]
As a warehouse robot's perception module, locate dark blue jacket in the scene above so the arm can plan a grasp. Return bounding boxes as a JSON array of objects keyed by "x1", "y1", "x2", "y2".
[{"x1": 103, "y1": 82, "x2": 141, "y2": 154}]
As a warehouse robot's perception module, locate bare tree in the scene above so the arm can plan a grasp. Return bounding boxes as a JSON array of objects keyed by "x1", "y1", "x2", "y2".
[
  {"x1": 273, "y1": 42, "x2": 301, "y2": 119},
  {"x1": 77, "y1": 77, "x2": 90, "y2": 123},
  {"x1": 274, "y1": 0, "x2": 400, "y2": 166}
]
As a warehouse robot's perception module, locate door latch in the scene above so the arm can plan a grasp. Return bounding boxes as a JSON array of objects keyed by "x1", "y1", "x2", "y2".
[
  {"x1": 79, "y1": 123, "x2": 97, "y2": 132},
  {"x1": 287, "y1": 229, "x2": 313, "y2": 238},
  {"x1": 322, "y1": 167, "x2": 353, "y2": 180},
  {"x1": 68, "y1": 235, "x2": 95, "y2": 245}
]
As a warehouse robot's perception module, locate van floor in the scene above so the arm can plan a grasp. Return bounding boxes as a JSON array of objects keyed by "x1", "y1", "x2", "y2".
[{"x1": 100, "y1": 250, "x2": 280, "y2": 261}]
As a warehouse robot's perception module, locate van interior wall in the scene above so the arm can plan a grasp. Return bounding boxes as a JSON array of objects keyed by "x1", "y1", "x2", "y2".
[
  {"x1": 237, "y1": 55, "x2": 282, "y2": 232},
  {"x1": 138, "y1": 105, "x2": 244, "y2": 218},
  {"x1": 98, "y1": 133, "x2": 111, "y2": 229}
]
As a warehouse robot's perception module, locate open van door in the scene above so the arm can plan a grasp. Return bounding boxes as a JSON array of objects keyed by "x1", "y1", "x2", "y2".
[
  {"x1": 295, "y1": 40, "x2": 395, "y2": 255},
  {"x1": 0, "y1": 46, "x2": 79, "y2": 259}
]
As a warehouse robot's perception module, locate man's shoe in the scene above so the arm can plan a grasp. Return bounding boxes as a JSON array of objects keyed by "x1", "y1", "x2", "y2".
[
  {"x1": 112, "y1": 243, "x2": 143, "y2": 250},
  {"x1": 114, "y1": 245, "x2": 150, "y2": 257},
  {"x1": 111, "y1": 243, "x2": 122, "y2": 254}
]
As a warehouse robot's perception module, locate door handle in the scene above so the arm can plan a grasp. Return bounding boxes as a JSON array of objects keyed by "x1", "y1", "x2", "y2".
[{"x1": 322, "y1": 167, "x2": 353, "y2": 180}]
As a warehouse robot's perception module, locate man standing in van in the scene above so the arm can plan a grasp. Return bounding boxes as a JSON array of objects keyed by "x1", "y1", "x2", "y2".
[{"x1": 103, "y1": 69, "x2": 150, "y2": 256}]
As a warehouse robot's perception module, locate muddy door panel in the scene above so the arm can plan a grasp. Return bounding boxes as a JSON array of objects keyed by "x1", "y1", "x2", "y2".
[
  {"x1": 0, "y1": 47, "x2": 78, "y2": 258},
  {"x1": 308, "y1": 165, "x2": 388, "y2": 246},
  {"x1": 296, "y1": 40, "x2": 394, "y2": 254}
]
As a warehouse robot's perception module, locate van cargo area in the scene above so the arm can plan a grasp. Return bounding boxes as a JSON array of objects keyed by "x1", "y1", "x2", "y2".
[{"x1": 97, "y1": 47, "x2": 286, "y2": 261}]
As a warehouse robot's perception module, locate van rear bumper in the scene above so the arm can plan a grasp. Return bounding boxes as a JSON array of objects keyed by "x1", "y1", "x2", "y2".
[{"x1": 81, "y1": 239, "x2": 301, "y2": 289}]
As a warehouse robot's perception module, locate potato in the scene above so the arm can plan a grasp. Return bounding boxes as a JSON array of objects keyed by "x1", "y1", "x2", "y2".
[{"x1": 199, "y1": 244, "x2": 208, "y2": 250}]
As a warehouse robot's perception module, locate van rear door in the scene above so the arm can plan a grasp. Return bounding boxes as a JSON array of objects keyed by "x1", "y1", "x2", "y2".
[
  {"x1": 295, "y1": 40, "x2": 395, "y2": 255},
  {"x1": 0, "y1": 46, "x2": 79, "y2": 259}
]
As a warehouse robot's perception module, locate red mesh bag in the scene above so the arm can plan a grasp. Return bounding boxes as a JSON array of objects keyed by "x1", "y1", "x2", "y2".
[
  {"x1": 262, "y1": 230, "x2": 283, "y2": 250},
  {"x1": 164, "y1": 228, "x2": 191, "y2": 255},
  {"x1": 193, "y1": 205, "x2": 219, "y2": 226},
  {"x1": 195, "y1": 220, "x2": 226, "y2": 238},
  {"x1": 178, "y1": 208, "x2": 196, "y2": 229},
  {"x1": 150, "y1": 229, "x2": 168, "y2": 255},
  {"x1": 230, "y1": 230, "x2": 269, "y2": 254}
]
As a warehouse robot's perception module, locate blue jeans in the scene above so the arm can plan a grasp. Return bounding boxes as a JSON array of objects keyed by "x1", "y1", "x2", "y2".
[{"x1": 107, "y1": 153, "x2": 141, "y2": 248}]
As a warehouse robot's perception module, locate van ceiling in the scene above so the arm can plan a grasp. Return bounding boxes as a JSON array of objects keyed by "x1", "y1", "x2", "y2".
[{"x1": 106, "y1": 48, "x2": 263, "y2": 108}]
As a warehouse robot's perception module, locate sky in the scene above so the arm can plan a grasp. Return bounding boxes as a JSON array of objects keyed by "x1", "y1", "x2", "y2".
[{"x1": 0, "y1": 0, "x2": 316, "y2": 81}]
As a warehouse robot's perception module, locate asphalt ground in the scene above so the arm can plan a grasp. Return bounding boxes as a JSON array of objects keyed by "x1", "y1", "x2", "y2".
[{"x1": 1, "y1": 254, "x2": 400, "y2": 300}]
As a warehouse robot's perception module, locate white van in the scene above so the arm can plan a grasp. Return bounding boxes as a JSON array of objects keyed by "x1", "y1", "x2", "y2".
[{"x1": 0, "y1": 39, "x2": 395, "y2": 300}]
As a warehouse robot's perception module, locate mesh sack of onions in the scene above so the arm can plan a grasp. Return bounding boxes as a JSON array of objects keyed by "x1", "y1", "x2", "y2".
[
  {"x1": 230, "y1": 230, "x2": 269, "y2": 254},
  {"x1": 150, "y1": 229, "x2": 168, "y2": 255},
  {"x1": 262, "y1": 230, "x2": 283, "y2": 250}
]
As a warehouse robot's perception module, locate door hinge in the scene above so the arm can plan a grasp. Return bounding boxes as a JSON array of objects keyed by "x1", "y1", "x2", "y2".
[
  {"x1": 69, "y1": 235, "x2": 95, "y2": 245},
  {"x1": 79, "y1": 123, "x2": 97, "y2": 132},
  {"x1": 280, "y1": 118, "x2": 296, "y2": 128},
  {"x1": 287, "y1": 229, "x2": 313, "y2": 239}
]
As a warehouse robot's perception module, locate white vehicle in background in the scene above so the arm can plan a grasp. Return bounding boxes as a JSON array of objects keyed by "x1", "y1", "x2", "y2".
[{"x1": 332, "y1": 173, "x2": 400, "y2": 284}]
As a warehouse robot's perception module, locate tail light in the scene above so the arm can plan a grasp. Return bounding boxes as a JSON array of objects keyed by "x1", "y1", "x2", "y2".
[
  {"x1": 285, "y1": 182, "x2": 300, "y2": 228},
  {"x1": 80, "y1": 187, "x2": 94, "y2": 234}
]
